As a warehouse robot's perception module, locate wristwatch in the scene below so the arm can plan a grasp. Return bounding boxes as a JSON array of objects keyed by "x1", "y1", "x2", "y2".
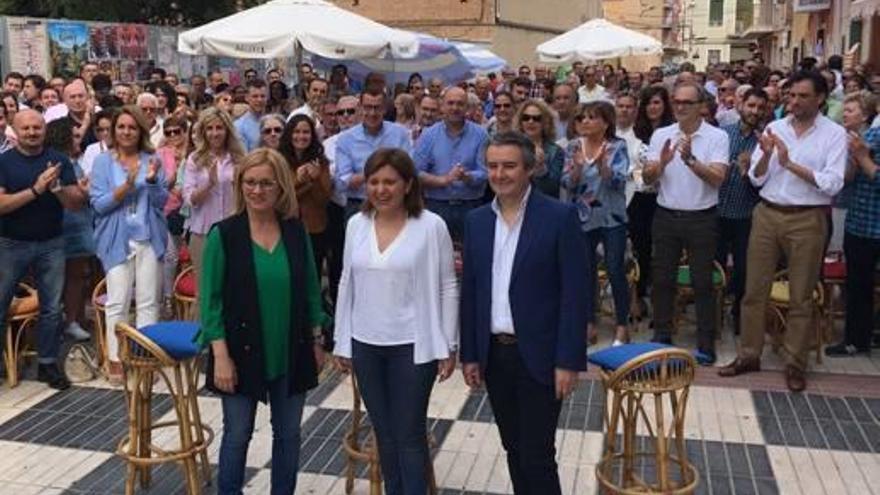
[{"x1": 684, "y1": 155, "x2": 697, "y2": 168}]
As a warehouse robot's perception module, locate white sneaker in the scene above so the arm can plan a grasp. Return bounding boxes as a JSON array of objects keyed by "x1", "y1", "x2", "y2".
[
  {"x1": 611, "y1": 339, "x2": 625, "y2": 347},
  {"x1": 65, "y1": 322, "x2": 91, "y2": 341}
]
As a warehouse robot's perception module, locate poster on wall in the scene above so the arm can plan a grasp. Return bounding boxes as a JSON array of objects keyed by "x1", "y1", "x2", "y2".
[
  {"x1": 6, "y1": 18, "x2": 50, "y2": 76},
  {"x1": 89, "y1": 24, "x2": 119, "y2": 60},
  {"x1": 117, "y1": 24, "x2": 149, "y2": 60},
  {"x1": 157, "y1": 29, "x2": 178, "y2": 71},
  {"x1": 47, "y1": 21, "x2": 89, "y2": 79}
]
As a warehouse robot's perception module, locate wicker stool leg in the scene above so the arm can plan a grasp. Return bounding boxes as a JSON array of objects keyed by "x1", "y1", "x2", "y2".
[
  {"x1": 3, "y1": 324, "x2": 17, "y2": 389},
  {"x1": 368, "y1": 446, "x2": 382, "y2": 495},
  {"x1": 654, "y1": 393, "x2": 669, "y2": 491},
  {"x1": 185, "y1": 362, "x2": 211, "y2": 485},
  {"x1": 138, "y1": 371, "x2": 153, "y2": 489},
  {"x1": 124, "y1": 368, "x2": 142, "y2": 495},
  {"x1": 172, "y1": 365, "x2": 200, "y2": 495},
  {"x1": 622, "y1": 392, "x2": 638, "y2": 489}
]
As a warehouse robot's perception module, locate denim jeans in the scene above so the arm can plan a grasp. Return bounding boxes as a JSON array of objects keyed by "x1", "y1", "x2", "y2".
[
  {"x1": 425, "y1": 199, "x2": 482, "y2": 244},
  {"x1": 352, "y1": 340, "x2": 437, "y2": 495},
  {"x1": 0, "y1": 236, "x2": 65, "y2": 363},
  {"x1": 584, "y1": 225, "x2": 630, "y2": 326},
  {"x1": 218, "y1": 374, "x2": 306, "y2": 495}
]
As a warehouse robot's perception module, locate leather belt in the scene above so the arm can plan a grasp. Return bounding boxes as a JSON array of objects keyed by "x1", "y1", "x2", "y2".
[
  {"x1": 761, "y1": 200, "x2": 822, "y2": 214},
  {"x1": 491, "y1": 334, "x2": 518, "y2": 345}
]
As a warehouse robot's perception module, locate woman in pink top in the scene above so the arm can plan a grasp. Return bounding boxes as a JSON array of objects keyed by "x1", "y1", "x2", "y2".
[
  {"x1": 156, "y1": 114, "x2": 191, "y2": 315},
  {"x1": 183, "y1": 107, "x2": 245, "y2": 289}
]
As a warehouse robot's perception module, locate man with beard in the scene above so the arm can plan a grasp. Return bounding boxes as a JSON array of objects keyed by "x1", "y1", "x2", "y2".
[{"x1": 716, "y1": 88, "x2": 769, "y2": 335}]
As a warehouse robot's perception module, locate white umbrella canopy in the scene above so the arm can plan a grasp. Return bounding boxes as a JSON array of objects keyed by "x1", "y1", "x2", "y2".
[
  {"x1": 177, "y1": 0, "x2": 419, "y2": 61},
  {"x1": 536, "y1": 18, "x2": 662, "y2": 63}
]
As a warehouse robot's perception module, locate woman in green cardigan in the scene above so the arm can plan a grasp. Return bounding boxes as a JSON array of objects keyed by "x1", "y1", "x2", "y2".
[{"x1": 198, "y1": 148, "x2": 328, "y2": 495}]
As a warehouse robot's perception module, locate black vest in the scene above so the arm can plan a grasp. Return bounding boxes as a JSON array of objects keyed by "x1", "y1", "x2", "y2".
[{"x1": 204, "y1": 212, "x2": 318, "y2": 402}]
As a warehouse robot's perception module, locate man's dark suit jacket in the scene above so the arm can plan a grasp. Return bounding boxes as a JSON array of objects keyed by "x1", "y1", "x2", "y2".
[{"x1": 460, "y1": 190, "x2": 589, "y2": 386}]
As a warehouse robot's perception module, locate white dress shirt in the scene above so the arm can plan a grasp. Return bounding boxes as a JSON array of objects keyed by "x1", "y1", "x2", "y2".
[
  {"x1": 646, "y1": 121, "x2": 729, "y2": 211},
  {"x1": 490, "y1": 187, "x2": 531, "y2": 335},
  {"x1": 323, "y1": 132, "x2": 347, "y2": 207},
  {"x1": 617, "y1": 126, "x2": 647, "y2": 205},
  {"x1": 334, "y1": 210, "x2": 459, "y2": 362},
  {"x1": 748, "y1": 114, "x2": 847, "y2": 206},
  {"x1": 577, "y1": 84, "x2": 610, "y2": 103}
]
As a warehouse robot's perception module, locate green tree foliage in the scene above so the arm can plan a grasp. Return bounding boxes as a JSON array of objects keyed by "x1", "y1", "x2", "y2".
[{"x1": 0, "y1": 0, "x2": 265, "y2": 26}]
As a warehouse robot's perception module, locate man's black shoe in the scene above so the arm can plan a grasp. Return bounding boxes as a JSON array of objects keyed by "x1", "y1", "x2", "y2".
[
  {"x1": 825, "y1": 342, "x2": 870, "y2": 357},
  {"x1": 695, "y1": 348, "x2": 717, "y2": 366},
  {"x1": 38, "y1": 363, "x2": 71, "y2": 390}
]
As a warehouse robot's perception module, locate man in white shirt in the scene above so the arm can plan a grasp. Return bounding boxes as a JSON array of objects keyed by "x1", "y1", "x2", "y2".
[
  {"x1": 288, "y1": 77, "x2": 328, "y2": 124},
  {"x1": 460, "y1": 131, "x2": 588, "y2": 495},
  {"x1": 577, "y1": 65, "x2": 609, "y2": 103},
  {"x1": 719, "y1": 71, "x2": 847, "y2": 392},
  {"x1": 715, "y1": 78, "x2": 741, "y2": 127},
  {"x1": 615, "y1": 91, "x2": 643, "y2": 206},
  {"x1": 324, "y1": 95, "x2": 361, "y2": 302},
  {"x1": 643, "y1": 82, "x2": 729, "y2": 364}
]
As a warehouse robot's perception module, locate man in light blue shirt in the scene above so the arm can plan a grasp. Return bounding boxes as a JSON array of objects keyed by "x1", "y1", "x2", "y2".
[
  {"x1": 415, "y1": 86, "x2": 489, "y2": 241},
  {"x1": 233, "y1": 79, "x2": 268, "y2": 152},
  {"x1": 335, "y1": 90, "x2": 412, "y2": 217}
]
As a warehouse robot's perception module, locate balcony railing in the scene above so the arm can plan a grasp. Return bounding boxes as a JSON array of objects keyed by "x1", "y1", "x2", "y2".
[{"x1": 734, "y1": 0, "x2": 787, "y2": 36}]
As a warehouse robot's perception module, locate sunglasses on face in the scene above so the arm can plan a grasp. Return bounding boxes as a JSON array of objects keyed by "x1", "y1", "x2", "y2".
[
  {"x1": 336, "y1": 108, "x2": 357, "y2": 116},
  {"x1": 520, "y1": 114, "x2": 542, "y2": 123},
  {"x1": 164, "y1": 128, "x2": 183, "y2": 137},
  {"x1": 495, "y1": 102, "x2": 512, "y2": 109},
  {"x1": 261, "y1": 127, "x2": 283, "y2": 135}
]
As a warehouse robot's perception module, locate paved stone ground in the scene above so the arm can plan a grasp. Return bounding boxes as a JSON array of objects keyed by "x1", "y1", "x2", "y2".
[{"x1": 1, "y1": 314, "x2": 879, "y2": 495}]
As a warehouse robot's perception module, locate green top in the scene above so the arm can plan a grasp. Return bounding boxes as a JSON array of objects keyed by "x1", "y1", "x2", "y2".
[{"x1": 198, "y1": 227, "x2": 328, "y2": 380}]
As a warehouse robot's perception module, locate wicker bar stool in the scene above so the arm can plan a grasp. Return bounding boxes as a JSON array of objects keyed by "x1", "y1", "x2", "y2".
[
  {"x1": 115, "y1": 321, "x2": 213, "y2": 495},
  {"x1": 3, "y1": 283, "x2": 39, "y2": 388},
  {"x1": 172, "y1": 266, "x2": 197, "y2": 321},
  {"x1": 766, "y1": 269, "x2": 827, "y2": 364},
  {"x1": 590, "y1": 343, "x2": 699, "y2": 494},
  {"x1": 341, "y1": 374, "x2": 437, "y2": 495}
]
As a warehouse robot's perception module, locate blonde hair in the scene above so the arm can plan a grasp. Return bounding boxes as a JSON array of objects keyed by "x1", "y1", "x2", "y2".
[
  {"x1": 514, "y1": 98, "x2": 557, "y2": 142},
  {"x1": 234, "y1": 148, "x2": 299, "y2": 219},
  {"x1": 190, "y1": 106, "x2": 246, "y2": 169},
  {"x1": 110, "y1": 105, "x2": 155, "y2": 153},
  {"x1": 844, "y1": 91, "x2": 878, "y2": 123}
]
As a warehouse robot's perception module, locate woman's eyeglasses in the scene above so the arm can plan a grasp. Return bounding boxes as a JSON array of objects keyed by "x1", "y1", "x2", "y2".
[
  {"x1": 261, "y1": 127, "x2": 283, "y2": 135},
  {"x1": 242, "y1": 179, "x2": 278, "y2": 190},
  {"x1": 520, "y1": 114, "x2": 542, "y2": 123},
  {"x1": 164, "y1": 128, "x2": 183, "y2": 137}
]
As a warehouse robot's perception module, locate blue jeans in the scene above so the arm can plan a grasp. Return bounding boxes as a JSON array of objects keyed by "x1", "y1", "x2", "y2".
[
  {"x1": 218, "y1": 374, "x2": 306, "y2": 495},
  {"x1": 425, "y1": 199, "x2": 482, "y2": 244},
  {"x1": 0, "y1": 236, "x2": 65, "y2": 363},
  {"x1": 584, "y1": 226, "x2": 630, "y2": 326},
  {"x1": 352, "y1": 340, "x2": 437, "y2": 495}
]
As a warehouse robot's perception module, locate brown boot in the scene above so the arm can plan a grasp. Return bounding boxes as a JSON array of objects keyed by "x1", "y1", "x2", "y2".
[
  {"x1": 717, "y1": 357, "x2": 761, "y2": 377},
  {"x1": 785, "y1": 365, "x2": 806, "y2": 392}
]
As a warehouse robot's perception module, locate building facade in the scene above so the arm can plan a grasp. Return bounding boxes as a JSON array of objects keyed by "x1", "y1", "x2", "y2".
[
  {"x1": 684, "y1": 0, "x2": 791, "y2": 70},
  {"x1": 327, "y1": 0, "x2": 603, "y2": 67}
]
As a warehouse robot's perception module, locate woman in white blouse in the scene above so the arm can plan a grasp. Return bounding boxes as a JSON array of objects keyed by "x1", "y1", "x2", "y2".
[{"x1": 334, "y1": 148, "x2": 458, "y2": 495}]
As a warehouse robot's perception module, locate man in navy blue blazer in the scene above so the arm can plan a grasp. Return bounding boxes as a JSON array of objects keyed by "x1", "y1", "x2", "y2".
[{"x1": 460, "y1": 131, "x2": 589, "y2": 494}]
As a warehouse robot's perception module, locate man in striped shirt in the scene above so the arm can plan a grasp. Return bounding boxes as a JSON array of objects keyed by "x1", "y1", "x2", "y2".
[{"x1": 716, "y1": 87, "x2": 769, "y2": 335}]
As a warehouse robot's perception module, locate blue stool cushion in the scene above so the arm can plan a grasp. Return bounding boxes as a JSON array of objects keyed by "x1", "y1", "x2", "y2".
[
  {"x1": 588, "y1": 342, "x2": 671, "y2": 371},
  {"x1": 140, "y1": 321, "x2": 201, "y2": 360}
]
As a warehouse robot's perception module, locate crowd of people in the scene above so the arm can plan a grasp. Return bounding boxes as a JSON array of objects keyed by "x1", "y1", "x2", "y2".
[{"x1": 0, "y1": 52, "x2": 877, "y2": 494}]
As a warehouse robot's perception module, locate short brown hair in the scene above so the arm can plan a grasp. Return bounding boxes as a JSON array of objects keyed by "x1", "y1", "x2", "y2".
[
  {"x1": 361, "y1": 148, "x2": 424, "y2": 217},
  {"x1": 234, "y1": 148, "x2": 299, "y2": 219}
]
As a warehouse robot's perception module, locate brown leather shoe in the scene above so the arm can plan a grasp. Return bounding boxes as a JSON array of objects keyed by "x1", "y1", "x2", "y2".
[
  {"x1": 785, "y1": 365, "x2": 806, "y2": 393},
  {"x1": 717, "y1": 357, "x2": 761, "y2": 377}
]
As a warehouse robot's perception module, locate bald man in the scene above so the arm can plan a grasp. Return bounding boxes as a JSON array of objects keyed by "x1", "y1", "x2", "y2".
[
  {"x1": 62, "y1": 79, "x2": 98, "y2": 151},
  {"x1": 0, "y1": 110, "x2": 86, "y2": 389},
  {"x1": 415, "y1": 86, "x2": 489, "y2": 241}
]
